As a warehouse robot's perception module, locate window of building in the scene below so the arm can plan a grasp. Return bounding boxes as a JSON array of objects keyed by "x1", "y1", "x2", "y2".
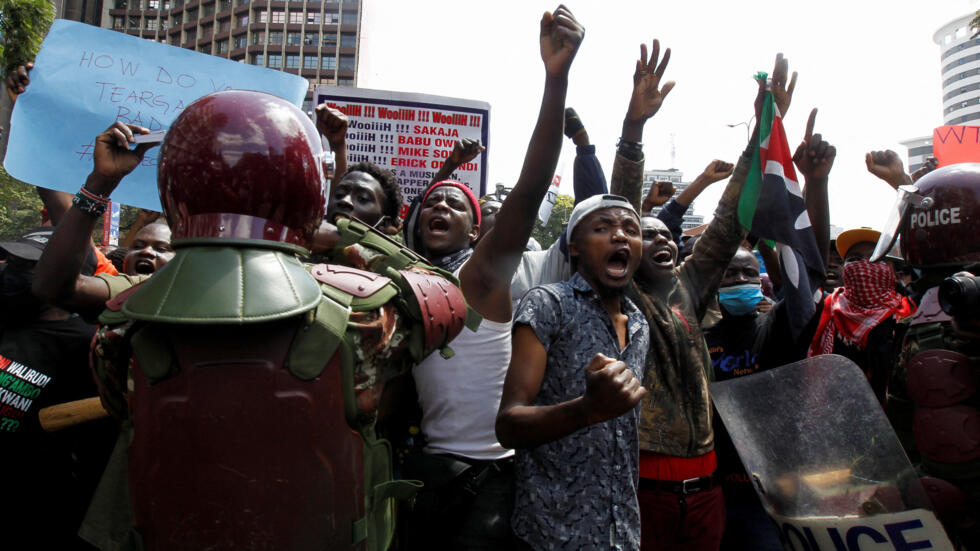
[
  {"x1": 233, "y1": 34, "x2": 246, "y2": 48},
  {"x1": 285, "y1": 55, "x2": 299, "y2": 69},
  {"x1": 220, "y1": 0, "x2": 232, "y2": 11},
  {"x1": 202, "y1": 3, "x2": 214, "y2": 17},
  {"x1": 304, "y1": 31, "x2": 319, "y2": 45},
  {"x1": 200, "y1": 24, "x2": 212, "y2": 37},
  {"x1": 185, "y1": 9, "x2": 197, "y2": 23},
  {"x1": 321, "y1": 56, "x2": 336, "y2": 70},
  {"x1": 324, "y1": 12, "x2": 339, "y2": 24},
  {"x1": 114, "y1": 0, "x2": 128, "y2": 8},
  {"x1": 251, "y1": 53, "x2": 264, "y2": 65},
  {"x1": 237, "y1": 0, "x2": 249, "y2": 5},
  {"x1": 252, "y1": 31, "x2": 265, "y2": 44},
  {"x1": 339, "y1": 55, "x2": 354, "y2": 71},
  {"x1": 268, "y1": 54, "x2": 282, "y2": 68},
  {"x1": 185, "y1": 28, "x2": 196, "y2": 40},
  {"x1": 161, "y1": 19, "x2": 169, "y2": 30},
  {"x1": 341, "y1": 12, "x2": 357, "y2": 25},
  {"x1": 169, "y1": 35, "x2": 180, "y2": 45},
  {"x1": 271, "y1": 10, "x2": 285, "y2": 23},
  {"x1": 307, "y1": 11, "x2": 321, "y2": 24},
  {"x1": 288, "y1": 11, "x2": 303, "y2": 24},
  {"x1": 219, "y1": 18, "x2": 230, "y2": 32},
  {"x1": 162, "y1": 0, "x2": 171, "y2": 8},
  {"x1": 198, "y1": 44, "x2": 210, "y2": 53},
  {"x1": 128, "y1": 15, "x2": 140, "y2": 29},
  {"x1": 216, "y1": 39, "x2": 229, "y2": 53},
  {"x1": 147, "y1": 0, "x2": 159, "y2": 9},
  {"x1": 258, "y1": 10, "x2": 267, "y2": 23},
  {"x1": 269, "y1": 31, "x2": 283, "y2": 44},
  {"x1": 287, "y1": 32, "x2": 301, "y2": 45},
  {"x1": 145, "y1": 17, "x2": 158, "y2": 30},
  {"x1": 112, "y1": 16, "x2": 124, "y2": 29},
  {"x1": 232, "y1": 55, "x2": 244, "y2": 63},
  {"x1": 322, "y1": 33, "x2": 337, "y2": 47},
  {"x1": 238, "y1": 14, "x2": 248, "y2": 26},
  {"x1": 339, "y1": 78, "x2": 353, "y2": 86},
  {"x1": 341, "y1": 33, "x2": 355, "y2": 48},
  {"x1": 303, "y1": 56, "x2": 317, "y2": 69}
]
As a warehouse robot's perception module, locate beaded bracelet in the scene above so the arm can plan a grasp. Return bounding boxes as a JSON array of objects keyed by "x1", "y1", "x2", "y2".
[
  {"x1": 616, "y1": 138, "x2": 644, "y2": 162},
  {"x1": 72, "y1": 187, "x2": 109, "y2": 217}
]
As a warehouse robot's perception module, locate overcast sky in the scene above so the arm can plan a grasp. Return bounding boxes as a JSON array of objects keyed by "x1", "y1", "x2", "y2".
[{"x1": 359, "y1": 0, "x2": 979, "y2": 231}]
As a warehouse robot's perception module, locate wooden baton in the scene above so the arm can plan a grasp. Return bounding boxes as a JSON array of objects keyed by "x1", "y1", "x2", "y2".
[{"x1": 39, "y1": 396, "x2": 110, "y2": 432}]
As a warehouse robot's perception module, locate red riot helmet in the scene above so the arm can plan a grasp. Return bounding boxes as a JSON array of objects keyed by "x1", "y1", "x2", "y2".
[
  {"x1": 158, "y1": 90, "x2": 326, "y2": 251},
  {"x1": 873, "y1": 163, "x2": 980, "y2": 268}
]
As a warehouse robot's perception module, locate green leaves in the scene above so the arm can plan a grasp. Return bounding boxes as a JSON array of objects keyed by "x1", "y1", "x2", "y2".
[{"x1": 0, "y1": 0, "x2": 55, "y2": 76}]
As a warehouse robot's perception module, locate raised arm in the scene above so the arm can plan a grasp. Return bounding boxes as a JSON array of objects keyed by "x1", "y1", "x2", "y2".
[
  {"x1": 315, "y1": 104, "x2": 349, "y2": 181},
  {"x1": 865, "y1": 150, "x2": 912, "y2": 190},
  {"x1": 793, "y1": 108, "x2": 835, "y2": 269},
  {"x1": 611, "y1": 39, "x2": 675, "y2": 210},
  {"x1": 33, "y1": 122, "x2": 154, "y2": 310},
  {"x1": 430, "y1": 138, "x2": 485, "y2": 185},
  {"x1": 460, "y1": 5, "x2": 584, "y2": 322}
]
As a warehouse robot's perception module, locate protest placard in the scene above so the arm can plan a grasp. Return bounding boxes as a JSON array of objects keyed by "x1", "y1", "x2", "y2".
[
  {"x1": 5, "y1": 19, "x2": 309, "y2": 211},
  {"x1": 932, "y1": 125, "x2": 980, "y2": 166},
  {"x1": 314, "y1": 85, "x2": 490, "y2": 218}
]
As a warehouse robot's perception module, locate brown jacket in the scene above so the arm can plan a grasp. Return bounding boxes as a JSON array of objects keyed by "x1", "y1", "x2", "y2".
[{"x1": 611, "y1": 151, "x2": 749, "y2": 456}]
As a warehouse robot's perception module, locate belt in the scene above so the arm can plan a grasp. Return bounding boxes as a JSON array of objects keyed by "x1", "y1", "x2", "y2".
[{"x1": 639, "y1": 472, "x2": 721, "y2": 495}]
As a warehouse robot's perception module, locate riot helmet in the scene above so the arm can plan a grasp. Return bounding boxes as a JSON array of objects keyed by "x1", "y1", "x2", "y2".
[
  {"x1": 158, "y1": 90, "x2": 327, "y2": 251},
  {"x1": 872, "y1": 163, "x2": 980, "y2": 268}
]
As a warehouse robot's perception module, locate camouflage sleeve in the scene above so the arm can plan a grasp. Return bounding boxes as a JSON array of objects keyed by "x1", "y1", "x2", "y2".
[
  {"x1": 96, "y1": 273, "x2": 150, "y2": 299},
  {"x1": 90, "y1": 320, "x2": 134, "y2": 420},
  {"x1": 677, "y1": 152, "x2": 751, "y2": 316},
  {"x1": 609, "y1": 151, "x2": 646, "y2": 212}
]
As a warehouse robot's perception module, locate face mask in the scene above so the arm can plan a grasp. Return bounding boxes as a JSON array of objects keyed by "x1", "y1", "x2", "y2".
[{"x1": 718, "y1": 283, "x2": 764, "y2": 316}]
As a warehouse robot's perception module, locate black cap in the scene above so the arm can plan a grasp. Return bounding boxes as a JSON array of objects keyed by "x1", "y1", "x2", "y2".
[{"x1": 0, "y1": 227, "x2": 53, "y2": 262}]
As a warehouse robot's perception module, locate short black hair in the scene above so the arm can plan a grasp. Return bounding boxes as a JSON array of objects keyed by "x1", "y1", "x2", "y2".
[{"x1": 343, "y1": 162, "x2": 403, "y2": 221}]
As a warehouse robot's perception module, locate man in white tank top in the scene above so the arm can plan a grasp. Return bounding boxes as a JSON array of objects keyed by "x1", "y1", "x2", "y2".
[{"x1": 398, "y1": 6, "x2": 585, "y2": 549}]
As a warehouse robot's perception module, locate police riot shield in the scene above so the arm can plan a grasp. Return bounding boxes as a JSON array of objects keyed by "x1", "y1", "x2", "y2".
[{"x1": 710, "y1": 355, "x2": 955, "y2": 551}]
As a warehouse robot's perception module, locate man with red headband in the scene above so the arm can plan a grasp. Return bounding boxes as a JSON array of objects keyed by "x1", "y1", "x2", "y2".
[{"x1": 395, "y1": 6, "x2": 585, "y2": 548}]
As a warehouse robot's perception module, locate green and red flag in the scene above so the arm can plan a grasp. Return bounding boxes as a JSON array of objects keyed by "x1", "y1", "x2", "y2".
[{"x1": 738, "y1": 76, "x2": 824, "y2": 338}]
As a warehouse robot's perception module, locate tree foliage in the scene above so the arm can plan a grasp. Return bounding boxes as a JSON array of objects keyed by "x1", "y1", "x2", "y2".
[
  {"x1": 0, "y1": 164, "x2": 42, "y2": 240},
  {"x1": 973, "y1": 10, "x2": 980, "y2": 38},
  {"x1": 0, "y1": 0, "x2": 55, "y2": 76},
  {"x1": 531, "y1": 193, "x2": 574, "y2": 250}
]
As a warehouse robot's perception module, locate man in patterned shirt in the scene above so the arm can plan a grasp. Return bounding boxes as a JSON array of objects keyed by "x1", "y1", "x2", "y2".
[{"x1": 496, "y1": 194, "x2": 650, "y2": 550}]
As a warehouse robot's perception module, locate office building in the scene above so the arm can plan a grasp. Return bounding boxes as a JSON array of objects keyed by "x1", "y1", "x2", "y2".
[
  {"x1": 103, "y1": 0, "x2": 361, "y2": 111},
  {"x1": 642, "y1": 168, "x2": 705, "y2": 231}
]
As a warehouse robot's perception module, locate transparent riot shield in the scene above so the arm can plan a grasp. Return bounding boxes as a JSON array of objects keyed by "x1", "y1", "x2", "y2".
[{"x1": 710, "y1": 355, "x2": 955, "y2": 550}]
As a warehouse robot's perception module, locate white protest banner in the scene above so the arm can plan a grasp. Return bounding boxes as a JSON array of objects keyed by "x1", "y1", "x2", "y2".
[
  {"x1": 314, "y1": 85, "x2": 490, "y2": 218},
  {"x1": 537, "y1": 174, "x2": 562, "y2": 225},
  {"x1": 771, "y1": 509, "x2": 954, "y2": 551},
  {"x1": 5, "y1": 20, "x2": 308, "y2": 211}
]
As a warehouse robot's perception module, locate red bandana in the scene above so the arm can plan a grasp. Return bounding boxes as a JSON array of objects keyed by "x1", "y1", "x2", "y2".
[{"x1": 808, "y1": 260, "x2": 915, "y2": 357}]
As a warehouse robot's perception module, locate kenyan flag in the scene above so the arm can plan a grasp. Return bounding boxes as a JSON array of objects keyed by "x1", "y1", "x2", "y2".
[{"x1": 738, "y1": 82, "x2": 824, "y2": 339}]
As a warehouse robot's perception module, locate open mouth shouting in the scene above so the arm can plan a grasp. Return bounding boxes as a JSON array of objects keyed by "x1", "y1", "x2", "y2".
[
  {"x1": 649, "y1": 247, "x2": 674, "y2": 268},
  {"x1": 428, "y1": 216, "x2": 451, "y2": 235},
  {"x1": 133, "y1": 257, "x2": 158, "y2": 275},
  {"x1": 606, "y1": 248, "x2": 633, "y2": 280}
]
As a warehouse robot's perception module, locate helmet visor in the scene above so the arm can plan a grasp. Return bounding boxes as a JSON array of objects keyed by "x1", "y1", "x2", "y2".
[{"x1": 871, "y1": 185, "x2": 916, "y2": 263}]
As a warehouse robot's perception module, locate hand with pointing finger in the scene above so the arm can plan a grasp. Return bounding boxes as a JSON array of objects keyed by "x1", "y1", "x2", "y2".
[{"x1": 793, "y1": 108, "x2": 836, "y2": 180}]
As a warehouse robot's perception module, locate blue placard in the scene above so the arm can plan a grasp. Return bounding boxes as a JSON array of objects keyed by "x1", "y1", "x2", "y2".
[{"x1": 5, "y1": 20, "x2": 309, "y2": 211}]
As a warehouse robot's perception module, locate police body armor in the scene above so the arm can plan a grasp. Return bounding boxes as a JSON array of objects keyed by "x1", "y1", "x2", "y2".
[
  {"x1": 885, "y1": 286, "x2": 979, "y2": 548},
  {"x1": 872, "y1": 164, "x2": 980, "y2": 549},
  {"x1": 94, "y1": 218, "x2": 474, "y2": 551},
  {"x1": 86, "y1": 90, "x2": 476, "y2": 550}
]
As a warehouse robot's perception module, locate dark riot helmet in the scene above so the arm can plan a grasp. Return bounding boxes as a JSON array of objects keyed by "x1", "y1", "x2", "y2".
[
  {"x1": 872, "y1": 163, "x2": 980, "y2": 268},
  {"x1": 157, "y1": 90, "x2": 327, "y2": 252}
]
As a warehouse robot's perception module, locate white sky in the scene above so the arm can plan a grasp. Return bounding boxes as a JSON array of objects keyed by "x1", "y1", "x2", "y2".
[{"x1": 358, "y1": 0, "x2": 979, "y2": 230}]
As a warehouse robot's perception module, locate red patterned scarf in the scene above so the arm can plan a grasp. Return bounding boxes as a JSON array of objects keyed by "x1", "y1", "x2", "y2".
[{"x1": 808, "y1": 260, "x2": 915, "y2": 357}]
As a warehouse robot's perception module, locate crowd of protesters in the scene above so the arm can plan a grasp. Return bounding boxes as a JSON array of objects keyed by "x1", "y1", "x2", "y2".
[{"x1": 1, "y1": 5, "x2": 978, "y2": 551}]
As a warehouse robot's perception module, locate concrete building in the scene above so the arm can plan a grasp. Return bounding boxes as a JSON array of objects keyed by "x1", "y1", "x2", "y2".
[
  {"x1": 54, "y1": 0, "x2": 105, "y2": 25},
  {"x1": 902, "y1": 13, "x2": 980, "y2": 170},
  {"x1": 641, "y1": 168, "x2": 705, "y2": 231},
  {"x1": 937, "y1": 13, "x2": 980, "y2": 126},
  {"x1": 103, "y1": 0, "x2": 362, "y2": 110}
]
